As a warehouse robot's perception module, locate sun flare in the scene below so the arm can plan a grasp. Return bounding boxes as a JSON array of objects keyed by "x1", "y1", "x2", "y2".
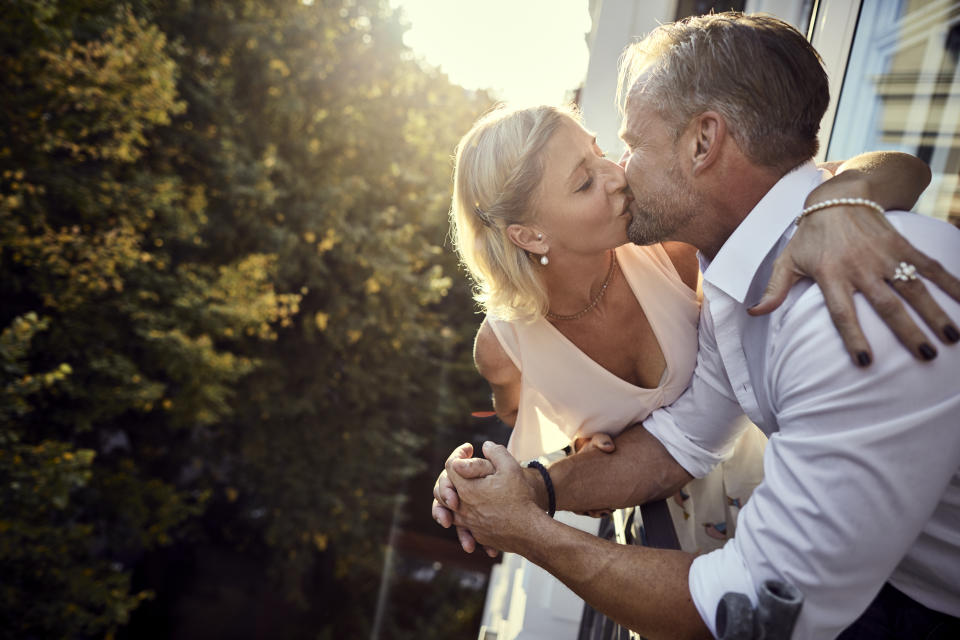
[{"x1": 389, "y1": 0, "x2": 591, "y2": 106}]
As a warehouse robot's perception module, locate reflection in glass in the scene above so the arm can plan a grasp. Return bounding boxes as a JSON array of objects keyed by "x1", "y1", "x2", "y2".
[{"x1": 829, "y1": 1, "x2": 960, "y2": 227}]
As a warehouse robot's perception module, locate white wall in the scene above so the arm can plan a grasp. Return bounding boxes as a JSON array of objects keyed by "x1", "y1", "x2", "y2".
[
  {"x1": 577, "y1": 0, "x2": 816, "y2": 156},
  {"x1": 578, "y1": 0, "x2": 678, "y2": 155}
]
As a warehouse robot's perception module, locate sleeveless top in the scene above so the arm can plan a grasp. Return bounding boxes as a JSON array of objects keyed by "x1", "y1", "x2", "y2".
[{"x1": 487, "y1": 243, "x2": 702, "y2": 462}]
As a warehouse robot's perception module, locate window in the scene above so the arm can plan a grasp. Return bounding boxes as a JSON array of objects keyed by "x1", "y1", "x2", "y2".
[{"x1": 828, "y1": 1, "x2": 960, "y2": 226}]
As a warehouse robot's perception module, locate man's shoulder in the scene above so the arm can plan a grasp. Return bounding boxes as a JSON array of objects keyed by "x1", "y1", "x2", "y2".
[
  {"x1": 885, "y1": 210, "x2": 960, "y2": 254},
  {"x1": 777, "y1": 211, "x2": 960, "y2": 319},
  {"x1": 768, "y1": 212, "x2": 960, "y2": 390}
]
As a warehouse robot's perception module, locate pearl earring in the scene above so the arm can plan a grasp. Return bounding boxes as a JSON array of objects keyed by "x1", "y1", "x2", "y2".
[
  {"x1": 537, "y1": 233, "x2": 543, "y2": 240},
  {"x1": 540, "y1": 254, "x2": 549, "y2": 266}
]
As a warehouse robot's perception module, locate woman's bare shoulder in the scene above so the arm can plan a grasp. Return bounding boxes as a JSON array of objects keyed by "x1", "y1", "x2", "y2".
[
  {"x1": 474, "y1": 317, "x2": 520, "y2": 385},
  {"x1": 660, "y1": 241, "x2": 699, "y2": 291}
]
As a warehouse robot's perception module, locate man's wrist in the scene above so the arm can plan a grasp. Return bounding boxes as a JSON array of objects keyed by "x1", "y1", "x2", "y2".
[
  {"x1": 524, "y1": 466, "x2": 550, "y2": 512},
  {"x1": 525, "y1": 460, "x2": 556, "y2": 517}
]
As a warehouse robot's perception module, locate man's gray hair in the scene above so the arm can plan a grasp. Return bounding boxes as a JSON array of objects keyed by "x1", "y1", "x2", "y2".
[{"x1": 617, "y1": 12, "x2": 829, "y2": 173}]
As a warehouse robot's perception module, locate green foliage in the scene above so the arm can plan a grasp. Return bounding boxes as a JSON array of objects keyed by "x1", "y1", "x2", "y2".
[
  {"x1": 1, "y1": 0, "x2": 495, "y2": 638},
  {"x1": 0, "y1": 312, "x2": 144, "y2": 638}
]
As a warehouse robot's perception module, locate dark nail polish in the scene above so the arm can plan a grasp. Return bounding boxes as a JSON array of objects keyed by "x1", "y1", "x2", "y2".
[
  {"x1": 945, "y1": 325, "x2": 960, "y2": 344},
  {"x1": 856, "y1": 351, "x2": 871, "y2": 367},
  {"x1": 919, "y1": 343, "x2": 937, "y2": 361}
]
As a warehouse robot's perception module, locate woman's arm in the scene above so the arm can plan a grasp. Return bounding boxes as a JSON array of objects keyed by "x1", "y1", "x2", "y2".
[
  {"x1": 474, "y1": 318, "x2": 521, "y2": 426},
  {"x1": 819, "y1": 151, "x2": 930, "y2": 211},
  {"x1": 751, "y1": 151, "x2": 960, "y2": 366}
]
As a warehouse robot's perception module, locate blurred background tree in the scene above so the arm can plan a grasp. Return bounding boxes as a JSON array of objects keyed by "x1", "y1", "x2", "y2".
[{"x1": 1, "y1": 0, "x2": 496, "y2": 637}]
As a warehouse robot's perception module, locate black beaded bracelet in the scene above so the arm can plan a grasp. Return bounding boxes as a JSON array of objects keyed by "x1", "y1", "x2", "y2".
[{"x1": 526, "y1": 460, "x2": 556, "y2": 518}]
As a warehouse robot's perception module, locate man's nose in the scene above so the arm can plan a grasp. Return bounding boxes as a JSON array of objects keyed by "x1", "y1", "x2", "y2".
[{"x1": 618, "y1": 149, "x2": 629, "y2": 168}]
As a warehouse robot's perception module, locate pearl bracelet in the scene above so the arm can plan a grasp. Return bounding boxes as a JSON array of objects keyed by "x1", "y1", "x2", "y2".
[{"x1": 795, "y1": 197, "x2": 886, "y2": 225}]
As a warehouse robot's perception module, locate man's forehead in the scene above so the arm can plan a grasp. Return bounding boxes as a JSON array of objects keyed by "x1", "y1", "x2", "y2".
[{"x1": 618, "y1": 90, "x2": 649, "y2": 139}]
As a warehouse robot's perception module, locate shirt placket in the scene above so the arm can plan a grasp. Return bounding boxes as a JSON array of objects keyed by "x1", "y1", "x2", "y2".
[{"x1": 705, "y1": 286, "x2": 763, "y2": 425}]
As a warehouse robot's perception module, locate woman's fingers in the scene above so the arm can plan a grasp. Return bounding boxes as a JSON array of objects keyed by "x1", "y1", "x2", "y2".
[
  {"x1": 433, "y1": 470, "x2": 459, "y2": 511},
  {"x1": 754, "y1": 226, "x2": 960, "y2": 365},
  {"x1": 900, "y1": 249, "x2": 960, "y2": 344},
  {"x1": 432, "y1": 498, "x2": 453, "y2": 528},
  {"x1": 816, "y1": 278, "x2": 874, "y2": 366},
  {"x1": 449, "y1": 456, "x2": 496, "y2": 479},
  {"x1": 573, "y1": 432, "x2": 616, "y2": 454},
  {"x1": 456, "y1": 524, "x2": 477, "y2": 554},
  {"x1": 748, "y1": 250, "x2": 803, "y2": 316},
  {"x1": 756, "y1": 199, "x2": 960, "y2": 364}
]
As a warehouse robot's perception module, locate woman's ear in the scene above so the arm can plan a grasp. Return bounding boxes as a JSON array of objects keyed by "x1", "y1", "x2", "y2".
[
  {"x1": 689, "y1": 111, "x2": 726, "y2": 177},
  {"x1": 506, "y1": 224, "x2": 547, "y2": 254}
]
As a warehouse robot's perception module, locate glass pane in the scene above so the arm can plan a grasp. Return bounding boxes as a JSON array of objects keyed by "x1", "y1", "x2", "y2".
[
  {"x1": 828, "y1": 0, "x2": 960, "y2": 227},
  {"x1": 675, "y1": 0, "x2": 746, "y2": 20}
]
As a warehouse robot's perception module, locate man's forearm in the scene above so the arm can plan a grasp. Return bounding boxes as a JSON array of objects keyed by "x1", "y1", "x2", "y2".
[
  {"x1": 516, "y1": 509, "x2": 709, "y2": 640},
  {"x1": 539, "y1": 424, "x2": 693, "y2": 513}
]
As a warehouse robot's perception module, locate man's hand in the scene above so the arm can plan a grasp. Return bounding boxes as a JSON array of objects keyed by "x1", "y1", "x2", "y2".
[
  {"x1": 750, "y1": 205, "x2": 960, "y2": 366},
  {"x1": 448, "y1": 442, "x2": 546, "y2": 554},
  {"x1": 431, "y1": 443, "x2": 498, "y2": 556}
]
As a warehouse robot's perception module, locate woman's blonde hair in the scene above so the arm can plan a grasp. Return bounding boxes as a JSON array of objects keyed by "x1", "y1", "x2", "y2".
[{"x1": 450, "y1": 103, "x2": 579, "y2": 322}]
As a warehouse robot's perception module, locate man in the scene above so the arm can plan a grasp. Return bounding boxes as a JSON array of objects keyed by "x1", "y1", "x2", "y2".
[{"x1": 433, "y1": 13, "x2": 960, "y2": 639}]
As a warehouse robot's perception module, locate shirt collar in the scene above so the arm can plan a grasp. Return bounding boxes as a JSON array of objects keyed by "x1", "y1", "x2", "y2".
[{"x1": 700, "y1": 161, "x2": 828, "y2": 304}]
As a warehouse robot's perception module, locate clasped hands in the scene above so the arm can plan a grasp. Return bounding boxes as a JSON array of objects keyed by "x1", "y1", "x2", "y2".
[{"x1": 431, "y1": 434, "x2": 616, "y2": 556}]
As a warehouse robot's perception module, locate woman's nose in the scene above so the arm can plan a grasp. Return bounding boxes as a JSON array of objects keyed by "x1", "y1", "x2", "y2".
[
  {"x1": 618, "y1": 149, "x2": 629, "y2": 168},
  {"x1": 604, "y1": 160, "x2": 627, "y2": 192}
]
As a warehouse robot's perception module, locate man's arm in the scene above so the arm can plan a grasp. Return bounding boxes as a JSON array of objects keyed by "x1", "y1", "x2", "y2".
[
  {"x1": 450, "y1": 442, "x2": 711, "y2": 640},
  {"x1": 544, "y1": 424, "x2": 692, "y2": 512},
  {"x1": 693, "y1": 213, "x2": 960, "y2": 637}
]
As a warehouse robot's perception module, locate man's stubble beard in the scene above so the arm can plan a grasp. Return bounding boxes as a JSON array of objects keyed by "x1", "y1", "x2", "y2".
[{"x1": 626, "y1": 161, "x2": 700, "y2": 246}]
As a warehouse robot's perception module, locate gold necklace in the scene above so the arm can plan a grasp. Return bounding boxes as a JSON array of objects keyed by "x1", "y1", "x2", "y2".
[{"x1": 546, "y1": 251, "x2": 618, "y2": 321}]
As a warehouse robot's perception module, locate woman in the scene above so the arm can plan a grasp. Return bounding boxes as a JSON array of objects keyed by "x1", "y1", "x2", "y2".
[{"x1": 441, "y1": 103, "x2": 932, "y2": 558}]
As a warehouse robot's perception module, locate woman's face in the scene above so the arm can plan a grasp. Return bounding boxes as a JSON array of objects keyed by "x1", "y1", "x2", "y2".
[{"x1": 533, "y1": 118, "x2": 634, "y2": 257}]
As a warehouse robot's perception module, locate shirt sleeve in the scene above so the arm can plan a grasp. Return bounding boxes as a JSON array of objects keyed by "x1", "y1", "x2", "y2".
[
  {"x1": 688, "y1": 215, "x2": 960, "y2": 638},
  {"x1": 643, "y1": 297, "x2": 748, "y2": 479}
]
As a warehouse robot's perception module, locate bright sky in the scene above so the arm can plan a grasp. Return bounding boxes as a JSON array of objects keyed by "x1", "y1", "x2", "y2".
[{"x1": 388, "y1": 0, "x2": 592, "y2": 106}]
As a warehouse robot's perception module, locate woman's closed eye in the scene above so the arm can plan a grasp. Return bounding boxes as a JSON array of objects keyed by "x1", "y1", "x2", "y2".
[{"x1": 575, "y1": 176, "x2": 593, "y2": 193}]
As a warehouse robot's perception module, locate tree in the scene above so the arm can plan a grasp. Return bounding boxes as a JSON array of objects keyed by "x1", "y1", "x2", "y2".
[
  {"x1": 1, "y1": 3, "x2": 300, "y2": 636},
  {"x1": 1, "y1": 0, "x2": 497, "y2": 637}
]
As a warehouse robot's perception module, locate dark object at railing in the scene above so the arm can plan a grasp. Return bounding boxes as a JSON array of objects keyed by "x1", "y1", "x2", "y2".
[{"x1": 716, "y1": 579, "x2": 804, "y2": 640}]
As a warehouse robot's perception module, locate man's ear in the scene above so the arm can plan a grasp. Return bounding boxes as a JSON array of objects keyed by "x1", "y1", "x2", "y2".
[
  {"x1": 506, "y1": 224, "x2": 546, "y2": 253},
  {"x1": 689, "y1": 111, "x2": 726, "y2": 177}
]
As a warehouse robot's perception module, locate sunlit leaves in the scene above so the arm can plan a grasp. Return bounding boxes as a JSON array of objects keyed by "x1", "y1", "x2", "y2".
[
  {"x1": 36, "y1": 6, "x2": 185, "y2": 163},
  {"x1": 2, "y1": 0, "x2": 496, "y2": 637}
]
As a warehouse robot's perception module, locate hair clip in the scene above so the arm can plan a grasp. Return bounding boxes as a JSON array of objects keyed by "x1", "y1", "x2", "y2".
[{"x1": 473, "y1": 204, "x2": 495, "y2": 228}]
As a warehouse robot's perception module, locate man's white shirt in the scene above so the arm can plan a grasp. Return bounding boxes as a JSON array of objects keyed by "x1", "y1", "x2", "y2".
[{"x1": 643, "y1": 162, "x2": 960, "y2": 638}]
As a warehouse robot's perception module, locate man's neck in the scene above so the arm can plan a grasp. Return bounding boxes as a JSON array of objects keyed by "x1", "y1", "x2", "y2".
[{"x1": 687, "y1": 164, "x2": 785, "y2": 261}]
